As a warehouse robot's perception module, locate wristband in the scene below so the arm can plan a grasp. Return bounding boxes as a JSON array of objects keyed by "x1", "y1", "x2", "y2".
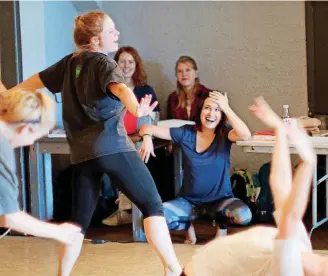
[{"x1": 142, "y1": 134, "x2": 152, "y2": 139}]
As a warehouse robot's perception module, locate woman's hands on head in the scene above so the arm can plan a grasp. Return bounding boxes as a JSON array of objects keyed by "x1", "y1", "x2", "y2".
[{"x1": 209, "y1": 91, "x2": 229, "y2": 112}]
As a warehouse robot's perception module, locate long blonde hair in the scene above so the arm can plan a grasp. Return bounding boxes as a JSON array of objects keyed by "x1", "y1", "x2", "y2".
[
  {"x1": 0, "y1": 88, "x2": 56, "y2": 132},
  {"x1": 175, "y1": 56, "x2": 200, "y2": 109}
]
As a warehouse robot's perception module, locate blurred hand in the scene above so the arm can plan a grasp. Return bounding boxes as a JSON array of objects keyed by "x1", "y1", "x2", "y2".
[
  {"x1": 137, "y1": 94, "x2": 158, "y2": 117},
  {"x1": 56, "y1": 223, "x2": 81, "y2": 245},
  {"x1": 249, "y1": 96, "x2": 283, "y2": 129},
  {"x1": 138, "y1": 135, "x2": 156, "y2": 163},
  {"x1": 285, "y1": 119, "x2": 316, "y2": 164}
]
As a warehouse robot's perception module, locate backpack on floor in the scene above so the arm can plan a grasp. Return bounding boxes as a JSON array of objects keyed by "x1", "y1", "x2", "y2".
[
  {"x1": 230, "y1": 163, "x2": 274, "y2": 223},
  {"x1": 256, "y1": 162, "x2": 274, "y2": 222},
  {"x1": 230, "y1": 169, "x2": 259, "y2": 204}
]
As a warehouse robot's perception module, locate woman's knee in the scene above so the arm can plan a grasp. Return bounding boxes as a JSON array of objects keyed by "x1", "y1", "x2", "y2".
[
  {"x1": 139, "y1": 199, "x2": 164, "y2": 218},
  {"x1": 71, "y1": 218, "x2": 88, "y2": 235},
  {"x1": 163, "y1": 201, "x2": 193, "y2": 230},
  {"x1": 163, "y1": 209, "x2": 190, "y2": 231},
  {"x1": 218, "y1": 198, "x2": 252, "y2": 226},
  {"x1": 163, "y1": 203, "x2": 179, "y2": 228},
  {"x1": 232, "y1": 206, "x2": 252, "y2": 225}
]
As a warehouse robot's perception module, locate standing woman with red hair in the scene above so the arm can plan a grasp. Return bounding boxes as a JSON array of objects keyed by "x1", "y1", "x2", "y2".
[{"x1": 10, "y1": 11, "x2": 182, "y2": 276}]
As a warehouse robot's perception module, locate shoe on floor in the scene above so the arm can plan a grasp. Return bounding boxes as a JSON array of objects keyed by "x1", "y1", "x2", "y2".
[
  {"x1": 102, "y1": 210, "x2": 132, "y2": 226},
  {"x1": 117, "y1": 192, "x2": 132, "y2": 211}
]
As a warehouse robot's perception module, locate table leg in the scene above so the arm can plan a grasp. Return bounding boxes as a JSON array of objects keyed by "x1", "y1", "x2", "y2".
[
  {"x1": 326, "y1": 155, "x2": 328, "y2": 219},
  {"x1": 173, "y1": 146, "x2": 183, "y2": 196},
  {"x1": 312, "y1": 163, "x2": 318, "y2": 227},
  {"x1": 44, "y1": 153, "x2": 53, "y2": 220},
  {"x1": 131, "y1": 140, "x2": 147, "y2": 242},
  {"x1": 28, "y1": 143, "x2": 44, "y2": 219},
  {"x1": 132, "y1": 203, "x2": 146, "y2": 242},
  {"x1": 310, "y1": 158, "x2": 328, "y2": 237}
]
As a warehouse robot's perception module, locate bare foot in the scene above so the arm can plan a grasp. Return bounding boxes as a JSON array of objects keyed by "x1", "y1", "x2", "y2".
[
  {"x1": 215, "y1": 227, "x2": 227, "y2": 238},
  {"x1": 249, "y1": 96, "x2": 283, "y2": 129},
  {"x1": 184, "y1": 224, "x2": 197, "y2": 245},
  {"x1": 164, "y1": 268, "x2": 183, "y2": 276},
  {"x1": 285, "y1": 119, "x2": 316, "y2": 164},
  {"x1": 183, "y1": 239, "x2": 196, "y2": 245}
]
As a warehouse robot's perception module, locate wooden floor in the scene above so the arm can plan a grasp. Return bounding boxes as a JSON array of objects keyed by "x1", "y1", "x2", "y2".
[
  {"x1": 0, "y1": 237, "x2": 199, "y2": 276},
  {"x1": 2, "y1": 212, "x2": 328, "y2": 276},
  {"x1": 85, "y1": 215, "x2": 328, "y2": 250},
  {"x1": 1, "y1": 232, "x2": 328, "y2": 276}
]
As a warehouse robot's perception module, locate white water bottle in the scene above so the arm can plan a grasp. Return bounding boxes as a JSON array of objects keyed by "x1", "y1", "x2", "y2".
[{"x1": 282, "y1": 105, "x2": 291, "y2": 124}]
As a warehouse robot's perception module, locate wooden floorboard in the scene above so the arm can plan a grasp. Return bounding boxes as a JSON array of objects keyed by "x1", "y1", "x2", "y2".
[
  {"x1": 0, "y1": 237, "x2": 198, "y2": 276},
  {"x1": 85, "y1": 216, "x2": 328, "y2": 250},
  {"x1": 1, "y1": 233, "x2": 328, "y2": 276}
]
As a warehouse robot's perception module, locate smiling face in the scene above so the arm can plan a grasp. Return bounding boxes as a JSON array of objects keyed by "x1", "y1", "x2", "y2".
[
  {"x1": 200, "y1": 98, "x2": 222, "y2": 130},
  {"x1": 176, "y1": 61, "x2": 198, "y2": 90},
  {"x1": 118, "y1": 52, "x2": 136, "y2": 79}
]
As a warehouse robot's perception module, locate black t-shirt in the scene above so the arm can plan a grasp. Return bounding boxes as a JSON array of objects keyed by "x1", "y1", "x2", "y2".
[{"x1": 39, "y1": 52, "x2": 135, "y2": 164}]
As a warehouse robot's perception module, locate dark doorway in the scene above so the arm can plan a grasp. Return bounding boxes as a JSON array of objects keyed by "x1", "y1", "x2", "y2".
[
  {"x1": 306, "y1": 1, "x2": 328, "y2": 116},
  {"x1": 0, "y1": 1, "x2": 27, "y2": 211}
]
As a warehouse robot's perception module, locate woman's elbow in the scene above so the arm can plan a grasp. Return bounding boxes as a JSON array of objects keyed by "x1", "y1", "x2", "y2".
[
  {"x1": 0, "y1": 214, "x2": 12, "y2": 228},
  {"x1": 239, "y1": 130, "x2": 252, "y2": 141},
  {"x1": 0, "y1": 211, "x2": 23, "y2": 228},
  {"x1": 0, "y1": 215, "x2": 5, "y2": 228},
  {"x1": 243, "y1": 130, "x2": 252, "y2": 140}
]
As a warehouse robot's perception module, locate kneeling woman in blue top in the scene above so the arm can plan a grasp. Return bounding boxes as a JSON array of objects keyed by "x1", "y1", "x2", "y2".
[{"x1": 139, "y1": 91, "x2": 252, "y2": 244}]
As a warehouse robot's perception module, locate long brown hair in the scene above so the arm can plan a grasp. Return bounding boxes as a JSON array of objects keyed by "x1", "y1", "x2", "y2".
[
  {"x1": 194, "y1": 92, "x2": 227, "y2": 136},
  {"x1": 74, "y1": 10, "x2": 109, "y2": 53},
  {"x1": 175, "y1": 56, "x2": 200, "y2": 109},
  {"x1": 114, "y1": 46, "x2": 147, "y2": 87}
]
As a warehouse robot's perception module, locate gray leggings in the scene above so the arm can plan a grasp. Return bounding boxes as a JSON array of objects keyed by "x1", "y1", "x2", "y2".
[{"x1": 163, "y1": 197, "x2": 252, "y2": 230}]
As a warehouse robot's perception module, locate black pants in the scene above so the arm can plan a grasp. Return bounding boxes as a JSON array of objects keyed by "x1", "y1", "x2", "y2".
[{"x1": 71, "y1": 151, "x2": 163, "y2": 233}]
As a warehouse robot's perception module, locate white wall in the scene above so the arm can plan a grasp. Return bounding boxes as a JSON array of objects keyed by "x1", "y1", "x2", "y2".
[
  {"x1": 20, "y1": 1, "x2": 47, "y2": 80},
  {"x1": 44, "y1": 1, "x2": 76, "y2": 65},
  {"x1": 20, "y1": 1, "x2": 77, "y2": 127},
  {"x1": 19, "y1": 1, "x2": 308, "y2": 172},
  {"x1": 104, "y1": 1, "x2": 307, "y2": 171},
  {"x1": 44, "y1": 1, "x2": 77, "y2": 127}
]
